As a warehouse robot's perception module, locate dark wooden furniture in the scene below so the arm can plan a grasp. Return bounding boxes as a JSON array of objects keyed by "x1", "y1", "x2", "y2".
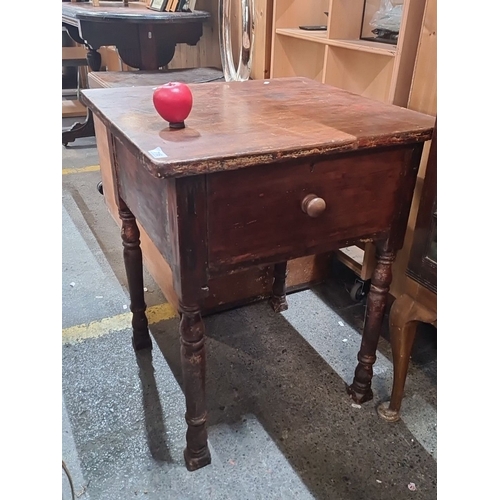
[
  {"x1": 378, "y1": 123, "x2": 437, "y2": 422},
  {"x1": 81, "y1": 77, "x2": 435, "y2": 471},
  {"x1": 89, "y1": 69, "x2": 333, "y2": 316},
  {"x1": 62, "y1": 1, "x2": 210, "y2": 145}
]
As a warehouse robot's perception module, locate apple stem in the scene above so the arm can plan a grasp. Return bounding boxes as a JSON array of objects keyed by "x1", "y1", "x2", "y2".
[{"x1": 169, "y1": 121, "x2": 186, "y2": 129}]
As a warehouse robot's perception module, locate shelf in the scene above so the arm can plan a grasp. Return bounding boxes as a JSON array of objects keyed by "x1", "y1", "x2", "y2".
[
  {"x1": 271, "y1": 0, "x2": 426, "y2": 105},
  {"x1": 328, "y1": 39, "x2": 396, "y2": 56},
  {"x1": 276, "y1": 28, "x2": 396, "y2": 56},
  {"x1": 62, "y1": 46, "x2": 89, "y2": 67},
  {"x1": 275, "y1": 28, "x2": 328, "y2": 44},
  {"x1": 62, "y1": 99, "x2": 87, "y2": 118}
]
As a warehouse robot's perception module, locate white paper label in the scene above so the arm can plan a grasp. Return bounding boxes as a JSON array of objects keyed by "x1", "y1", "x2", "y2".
[{"x1": 148, "y1": 147, "x2": 168, "y2": 159}]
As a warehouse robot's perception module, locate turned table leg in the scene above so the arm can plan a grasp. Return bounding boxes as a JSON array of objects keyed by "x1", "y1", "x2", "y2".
[
  {"x1": 269, "y1": 261, "x2": 288, "y2": 312},
  {"x1": 179, "y1": 302, "x2": 211, "y2": 471},
  {"x1": 347, "y1": 244, "x2": 395, "y2": 403},
  {"x1": 378, "y1": 293, "x2": 437, "y2": 422},
  {"x1": 118, "y1": 199, "x2": 152, "y2": 351}
]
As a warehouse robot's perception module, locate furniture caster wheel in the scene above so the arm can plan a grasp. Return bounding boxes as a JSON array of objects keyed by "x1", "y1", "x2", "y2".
[
  {"x1": 97, "y1": 182, "x2": 103, "y2": 195},
  {"x1": 350, "y1": 279, "x2": 370, "y2": 301},
  {"x1": 63, "y1": 143, "x2": 68, "y2": 147}
]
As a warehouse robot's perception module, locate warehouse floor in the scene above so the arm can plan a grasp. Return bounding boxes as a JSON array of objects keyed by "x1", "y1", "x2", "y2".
[{"x1": 62, "y1": 117, "x2": 437, "y2": 500}]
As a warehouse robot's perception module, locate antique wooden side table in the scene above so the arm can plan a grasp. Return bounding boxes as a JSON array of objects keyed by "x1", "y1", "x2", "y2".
[{"x1": 81, "y1": 77, "x2": 435, "y2": 471}]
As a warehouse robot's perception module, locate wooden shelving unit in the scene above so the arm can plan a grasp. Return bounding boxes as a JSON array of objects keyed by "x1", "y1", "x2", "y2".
[
  {"x1": 270, "y1": 0, "x2": 428, "y2": 296},
  {"x1": 271, "y1": 0, "x2": 426, "y2": 104}
]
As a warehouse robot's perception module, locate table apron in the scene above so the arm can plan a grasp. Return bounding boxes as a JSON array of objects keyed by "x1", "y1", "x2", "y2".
[
  {"x1": 112, "y1": 138, "x2": 420, "y2": 287},
  {"x1": 206, "y1": 146, "x2": 418, "y2": 274}
]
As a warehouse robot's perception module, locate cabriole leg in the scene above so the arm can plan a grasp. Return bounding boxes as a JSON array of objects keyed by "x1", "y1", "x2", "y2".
[{"x1": 378, "y1": 293, "x2": 436, "y2": 422}]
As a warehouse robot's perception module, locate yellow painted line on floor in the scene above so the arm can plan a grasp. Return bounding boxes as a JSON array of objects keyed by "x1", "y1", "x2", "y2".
[
  {"x1": 62, "y1": 165, "x2": 100, "y2": 175},
  {"x1": 62, "y1": 302, "x2": 177, "y2": 344}
]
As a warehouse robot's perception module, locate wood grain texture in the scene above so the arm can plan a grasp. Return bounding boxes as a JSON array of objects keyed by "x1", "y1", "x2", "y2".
[
  {"x1": 389, "y1": 0, "x2": 427, "y2": 106},
  {"x1": 407, "y1": 0, "x2": 436, "y2": 117},
  {"x1": 88, "y1": 67, "x2": 224, "y2": 88},
  {"x1": 207, "y1": 147, "x2": 416, "y2": 272},
  {"x1": 252, "y1": 0, "x2": 274, "y2": 79},
  {"x1": 81, "y1": 77, "x2": 435, "y2": 179},
  {"x1": 94, "y1": 116, "x2": 120, "y2": 222},
  {"x1": 112, "y1": 138, "x2": 175, "y2": 268}
]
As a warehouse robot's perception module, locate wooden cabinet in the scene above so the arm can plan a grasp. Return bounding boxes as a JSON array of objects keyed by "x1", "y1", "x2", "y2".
[{"x1": 270, "y1": 0, "x2": 426, "y2": 105}]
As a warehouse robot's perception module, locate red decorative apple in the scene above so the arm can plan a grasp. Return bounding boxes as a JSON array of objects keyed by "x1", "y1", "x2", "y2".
[{"x1": 152, "y1": 82, "x2": 193, "y2": 129}]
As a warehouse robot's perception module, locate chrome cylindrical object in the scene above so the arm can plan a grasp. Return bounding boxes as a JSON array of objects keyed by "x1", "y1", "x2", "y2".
[{"x1": 219, "y1": 0, "x2": 255, "y2": 82}]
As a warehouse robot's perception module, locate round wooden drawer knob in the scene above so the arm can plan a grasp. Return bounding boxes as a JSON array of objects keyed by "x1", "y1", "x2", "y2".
[{"x1": 301, "y1": 194, "x2": 326, "y2": 218}]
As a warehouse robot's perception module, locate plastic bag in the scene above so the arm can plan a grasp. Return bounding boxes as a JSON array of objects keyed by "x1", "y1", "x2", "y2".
[{"x1": 370, "y1": 0, "x2": 403, "y2": 33}]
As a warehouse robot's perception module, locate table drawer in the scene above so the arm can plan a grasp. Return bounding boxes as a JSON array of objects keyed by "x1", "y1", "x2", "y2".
[{"x1": 207, "y1": 147, "x2": 413, "y2": 273}]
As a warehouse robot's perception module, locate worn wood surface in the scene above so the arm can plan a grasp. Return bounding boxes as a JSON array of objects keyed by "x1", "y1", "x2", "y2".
[
  {"x1": 88, "y1": 67, "x2": 224, "y2": 88},
  {"x1": 82, "y1": 77, "x2": 434, "y2": 179}
]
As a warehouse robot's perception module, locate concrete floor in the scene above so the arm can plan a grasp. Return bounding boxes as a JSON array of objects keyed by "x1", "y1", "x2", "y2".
[{"x1": 62, "y1": 118, "x2": 437, "y2": 500}]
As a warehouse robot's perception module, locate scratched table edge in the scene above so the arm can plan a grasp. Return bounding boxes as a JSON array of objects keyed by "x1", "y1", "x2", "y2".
[
  {"x1": 83, "y1": 107, "x2": 434, "y2": 179},
  {"x1": 81, "y1": 84, "x2": 434, "y2": 179}
]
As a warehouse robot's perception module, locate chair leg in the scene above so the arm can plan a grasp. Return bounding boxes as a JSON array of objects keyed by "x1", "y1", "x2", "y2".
[{"x1": 378, "y1": 293, "x2": 436, "y2": 422}]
